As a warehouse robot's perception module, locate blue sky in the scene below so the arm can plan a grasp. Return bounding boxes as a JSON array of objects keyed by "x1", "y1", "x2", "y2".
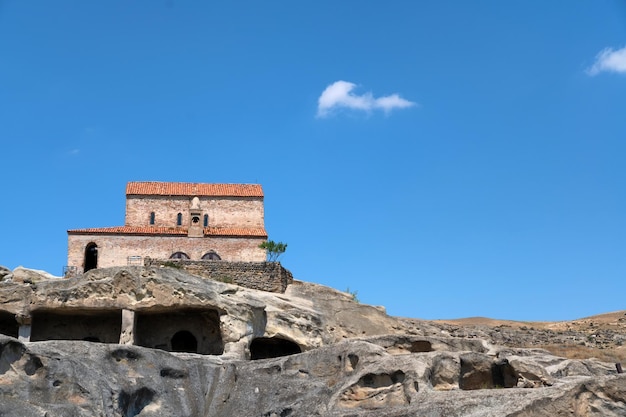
[{"x1": 1, "y1": 1, "x2": 625, "y2": 321}]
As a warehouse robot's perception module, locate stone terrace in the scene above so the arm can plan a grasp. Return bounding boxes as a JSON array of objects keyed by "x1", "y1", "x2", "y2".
[{"x1": 143, "y1": 259, "x2": 293, "y2": 293}]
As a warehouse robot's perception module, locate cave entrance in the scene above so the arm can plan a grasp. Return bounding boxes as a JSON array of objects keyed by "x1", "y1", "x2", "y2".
[
  {"x1": 0, "y1": 310, "x2": 18, "y2": 338},
  {"x1": 30, "y1": 310, "x2": 121, "y2": 343},
  {"x1": 135, "y1": 309, "x2": 223, "y2": 355},
  {"x1": 250, "y1": 337, "x2": 301, "y2": 360},
  {"x1": 84, "y1": 242, "x2": 98, "y2": 272},
  {"x1": 171, "y1": 330, "x2": 198, "y2": 353}
]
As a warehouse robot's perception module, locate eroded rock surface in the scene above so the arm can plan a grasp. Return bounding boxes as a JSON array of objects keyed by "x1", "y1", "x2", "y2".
[{"x1": 0, "y1": 265, "x2": 624, "y2": 416}]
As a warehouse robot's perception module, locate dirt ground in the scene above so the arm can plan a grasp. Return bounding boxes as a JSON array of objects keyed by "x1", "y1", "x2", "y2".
[{"x1": 431, "y1": 310, "x2": 626, "y2": 363}]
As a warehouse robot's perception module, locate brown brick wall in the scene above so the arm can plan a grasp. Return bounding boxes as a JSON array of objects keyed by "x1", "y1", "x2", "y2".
[
  {"x1": 125, "y1": 196, "x2": 264, "y2": 228},
  {"x1": 67, "y1": 234, "x2": 266, "y2": 271}
]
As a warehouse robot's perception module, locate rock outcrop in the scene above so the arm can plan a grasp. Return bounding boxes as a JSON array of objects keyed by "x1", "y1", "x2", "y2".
[{"x1": 0, "y1": 265, "x2": 624, "y2": 416}]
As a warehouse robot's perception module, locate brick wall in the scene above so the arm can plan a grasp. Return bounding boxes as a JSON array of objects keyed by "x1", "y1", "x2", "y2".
[
  {"x1": 67, "y1": 188, "x2": 266, "y2": 272},
  {"x1": 144, "y1": 259, "x2": 293, "y2": 293},
  {"x1": 67, "y1": 234, "x2": 266, "y2": 271},
  {"x1": 125, "y1": 195, "x2": 264, "y2": 228}
]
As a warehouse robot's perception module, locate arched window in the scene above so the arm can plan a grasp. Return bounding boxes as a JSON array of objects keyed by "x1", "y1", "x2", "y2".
[
  {"x1": 203, "y1": 214, "x2": 209, "y2": 227},
  {"x1": 149, "y1": 212, "x2": 155, "y2": 225},
  {"x1": 84, "y1": 242, "x2": 98, "y2": 272},
  {"x1": 169, "y1": 252, "x2": 190, "y2": 260},
  {"x1": 176, "y1": 213, "x2": 182, "y2": 226},
  {"x1": 201, "y1": 251, "x2": 221, "y2": 260}
]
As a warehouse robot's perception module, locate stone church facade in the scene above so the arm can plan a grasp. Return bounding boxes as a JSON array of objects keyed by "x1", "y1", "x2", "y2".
[{"x1": 67, "y1": 182, "x2": 268, "y2": 272}]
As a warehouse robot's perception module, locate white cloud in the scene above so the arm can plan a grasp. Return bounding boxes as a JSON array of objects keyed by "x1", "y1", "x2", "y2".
[
  {"x1": 587, "y1": 46, "x2": 626, "y2": 76},
  {"x1": 316, "y1": 80, "x2": 416, "y2": 117}
]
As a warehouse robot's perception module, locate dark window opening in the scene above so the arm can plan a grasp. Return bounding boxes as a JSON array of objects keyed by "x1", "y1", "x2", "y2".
[
  {"x1": 84, "y1": 243, "x2": 98, "y2": 272},
  {"x1": 201, "y1": 251, "x2": 221, "y2": 260},
  {"x1": 149, "y1": 212, "x2": 155, "y2": 225},
  {"x1": 30, "y1": 310, "x2": 122, "y2": 343},
  {"x1": 176, "y1": 213, "x2": 182, "y2": 226},
  {"x1": 0, "y1": 310, "x2": 19, "y2": 338},
  {"x1": 250, "y1": 337, "x2": 301, "y2": 360},
  {"x1": 192, "y1": 216, "x2": 200, "y2": 224},
  {"x1": 203, "y1": 214, "x2": 209, "y2": 227},
  {"x1": 169, "y1": 252, "x2": 190, "y2": 260},
  {"x1": 171, "y1": 330, "x2": 198, "y2": 353}
]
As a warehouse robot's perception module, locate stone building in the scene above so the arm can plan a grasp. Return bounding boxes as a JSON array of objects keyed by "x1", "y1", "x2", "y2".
[{"x1": 67, "y1": 182, "x2": 267, "y2": 272}]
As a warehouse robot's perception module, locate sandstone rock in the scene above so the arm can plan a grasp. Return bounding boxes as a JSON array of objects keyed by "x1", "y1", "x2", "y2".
[
  {"x1": 0, "y1": 265, "x2": 624, "y2": 416},
  {"x1": 10, "y1": 266, "x2": 61, "y2": 284},
  {"x1": 0, "y1": 334, "x2": 624, "y2": 417},
  {"x1": 0, "y1": 265, "x2": 10, "y2": 281},
  {"x1": 429, "y1": 353, "x2": 461, "y2": 390},
  {"x1": 459, "y1": 352, "x2": 495, "y2": 390}
]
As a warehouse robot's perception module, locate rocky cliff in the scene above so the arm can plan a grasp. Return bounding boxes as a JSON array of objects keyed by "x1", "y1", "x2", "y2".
[{"x1": 0, "y1": 265, "x2": 624, "y2": 416}]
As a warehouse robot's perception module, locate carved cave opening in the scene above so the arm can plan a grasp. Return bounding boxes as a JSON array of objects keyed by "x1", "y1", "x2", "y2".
[
  {"x1": 30, "y1": 310, "x2": 122, "y2": 343},
  {"x1": 459, "y1": 355, "x2": 519, "y2": 390},
  {"x1": 250, "y1": 337, "x2": 302, "y2": 360},
  {"x1": 0, "y1": 311, "x2": 18, "y2": 338},
  {"x1": 410, "y1": 340, "x2": 433, "y2": 353},
  {"x1": 135, "y1": 309, "x2": 223, "y2": 355},
  {"x1": 359, "y1": 370, "x2": 405, "y2": 388}
]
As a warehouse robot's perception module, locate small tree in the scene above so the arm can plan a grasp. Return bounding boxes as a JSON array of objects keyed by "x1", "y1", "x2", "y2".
[
  {"x1": 259, "y1": 240, "x2": 287, "y2": 262},
  {"x1": 345, "y1": 287, "x2": 359, "y2": 303}
]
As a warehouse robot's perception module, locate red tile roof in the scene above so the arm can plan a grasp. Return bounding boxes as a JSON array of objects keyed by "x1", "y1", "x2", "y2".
[
  {"x1": 204, "y1": 227, "x2": 267, "y2": 237},
  {"x1": 126, "y1": 182, "x2": 263, "y2": 197},
  {"x1": 67, "y1": 226, "x2": 188, "y2": 236},
  {"x1": 67, "y1": 226, "x2": 267, "y2": 238}
]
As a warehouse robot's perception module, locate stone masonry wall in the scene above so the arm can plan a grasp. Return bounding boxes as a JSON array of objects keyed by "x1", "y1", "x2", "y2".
[
  {"x1": 67, "y1": 234, "x2": 266, "y2": 271},
  {"x1": 125, "y1": 195, "x2": 264, "y2": 228},
  {"x1": 144, "y1": 259, "x2": 293, "y2": 293}
]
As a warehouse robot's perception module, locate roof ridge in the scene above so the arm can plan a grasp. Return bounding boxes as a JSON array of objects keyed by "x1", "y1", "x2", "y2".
[{"x1": 125, "y1": 182, "x2": 264, "y2": 197}]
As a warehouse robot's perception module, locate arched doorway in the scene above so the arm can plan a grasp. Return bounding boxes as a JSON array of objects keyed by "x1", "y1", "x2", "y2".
[
  {"x1": 84, "y1": 243, "x2": 98, "y2": 272},
  {"x1": 171, "y1": 330, "x2": 198, "y2": 353},
  {"x1": 169, "y1": 252, "x2": 190, "y2": 260}
]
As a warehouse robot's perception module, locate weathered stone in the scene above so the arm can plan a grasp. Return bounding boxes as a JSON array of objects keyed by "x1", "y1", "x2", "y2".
[
  {"x1": 430, "y1": 353, "x2": 461, "y2": 390},
  {"x1": 0, "y1": 334, "x2": 624, "y2": 417},
  {"x1": 10, "y1": 266, "x2": 60, "y2": 283},
  {"x1": 459, "y1": 352, "x2": 495, "y2": 390},
  {"x1": 0, "y1": 265, "x2": 624, "y2": 416},
  {"x1": 0, "y1": 265, "x2": 10, "y2": 281},
  {"x1": 144, "y1": 258, "x2": 293, "y2": 292}
]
